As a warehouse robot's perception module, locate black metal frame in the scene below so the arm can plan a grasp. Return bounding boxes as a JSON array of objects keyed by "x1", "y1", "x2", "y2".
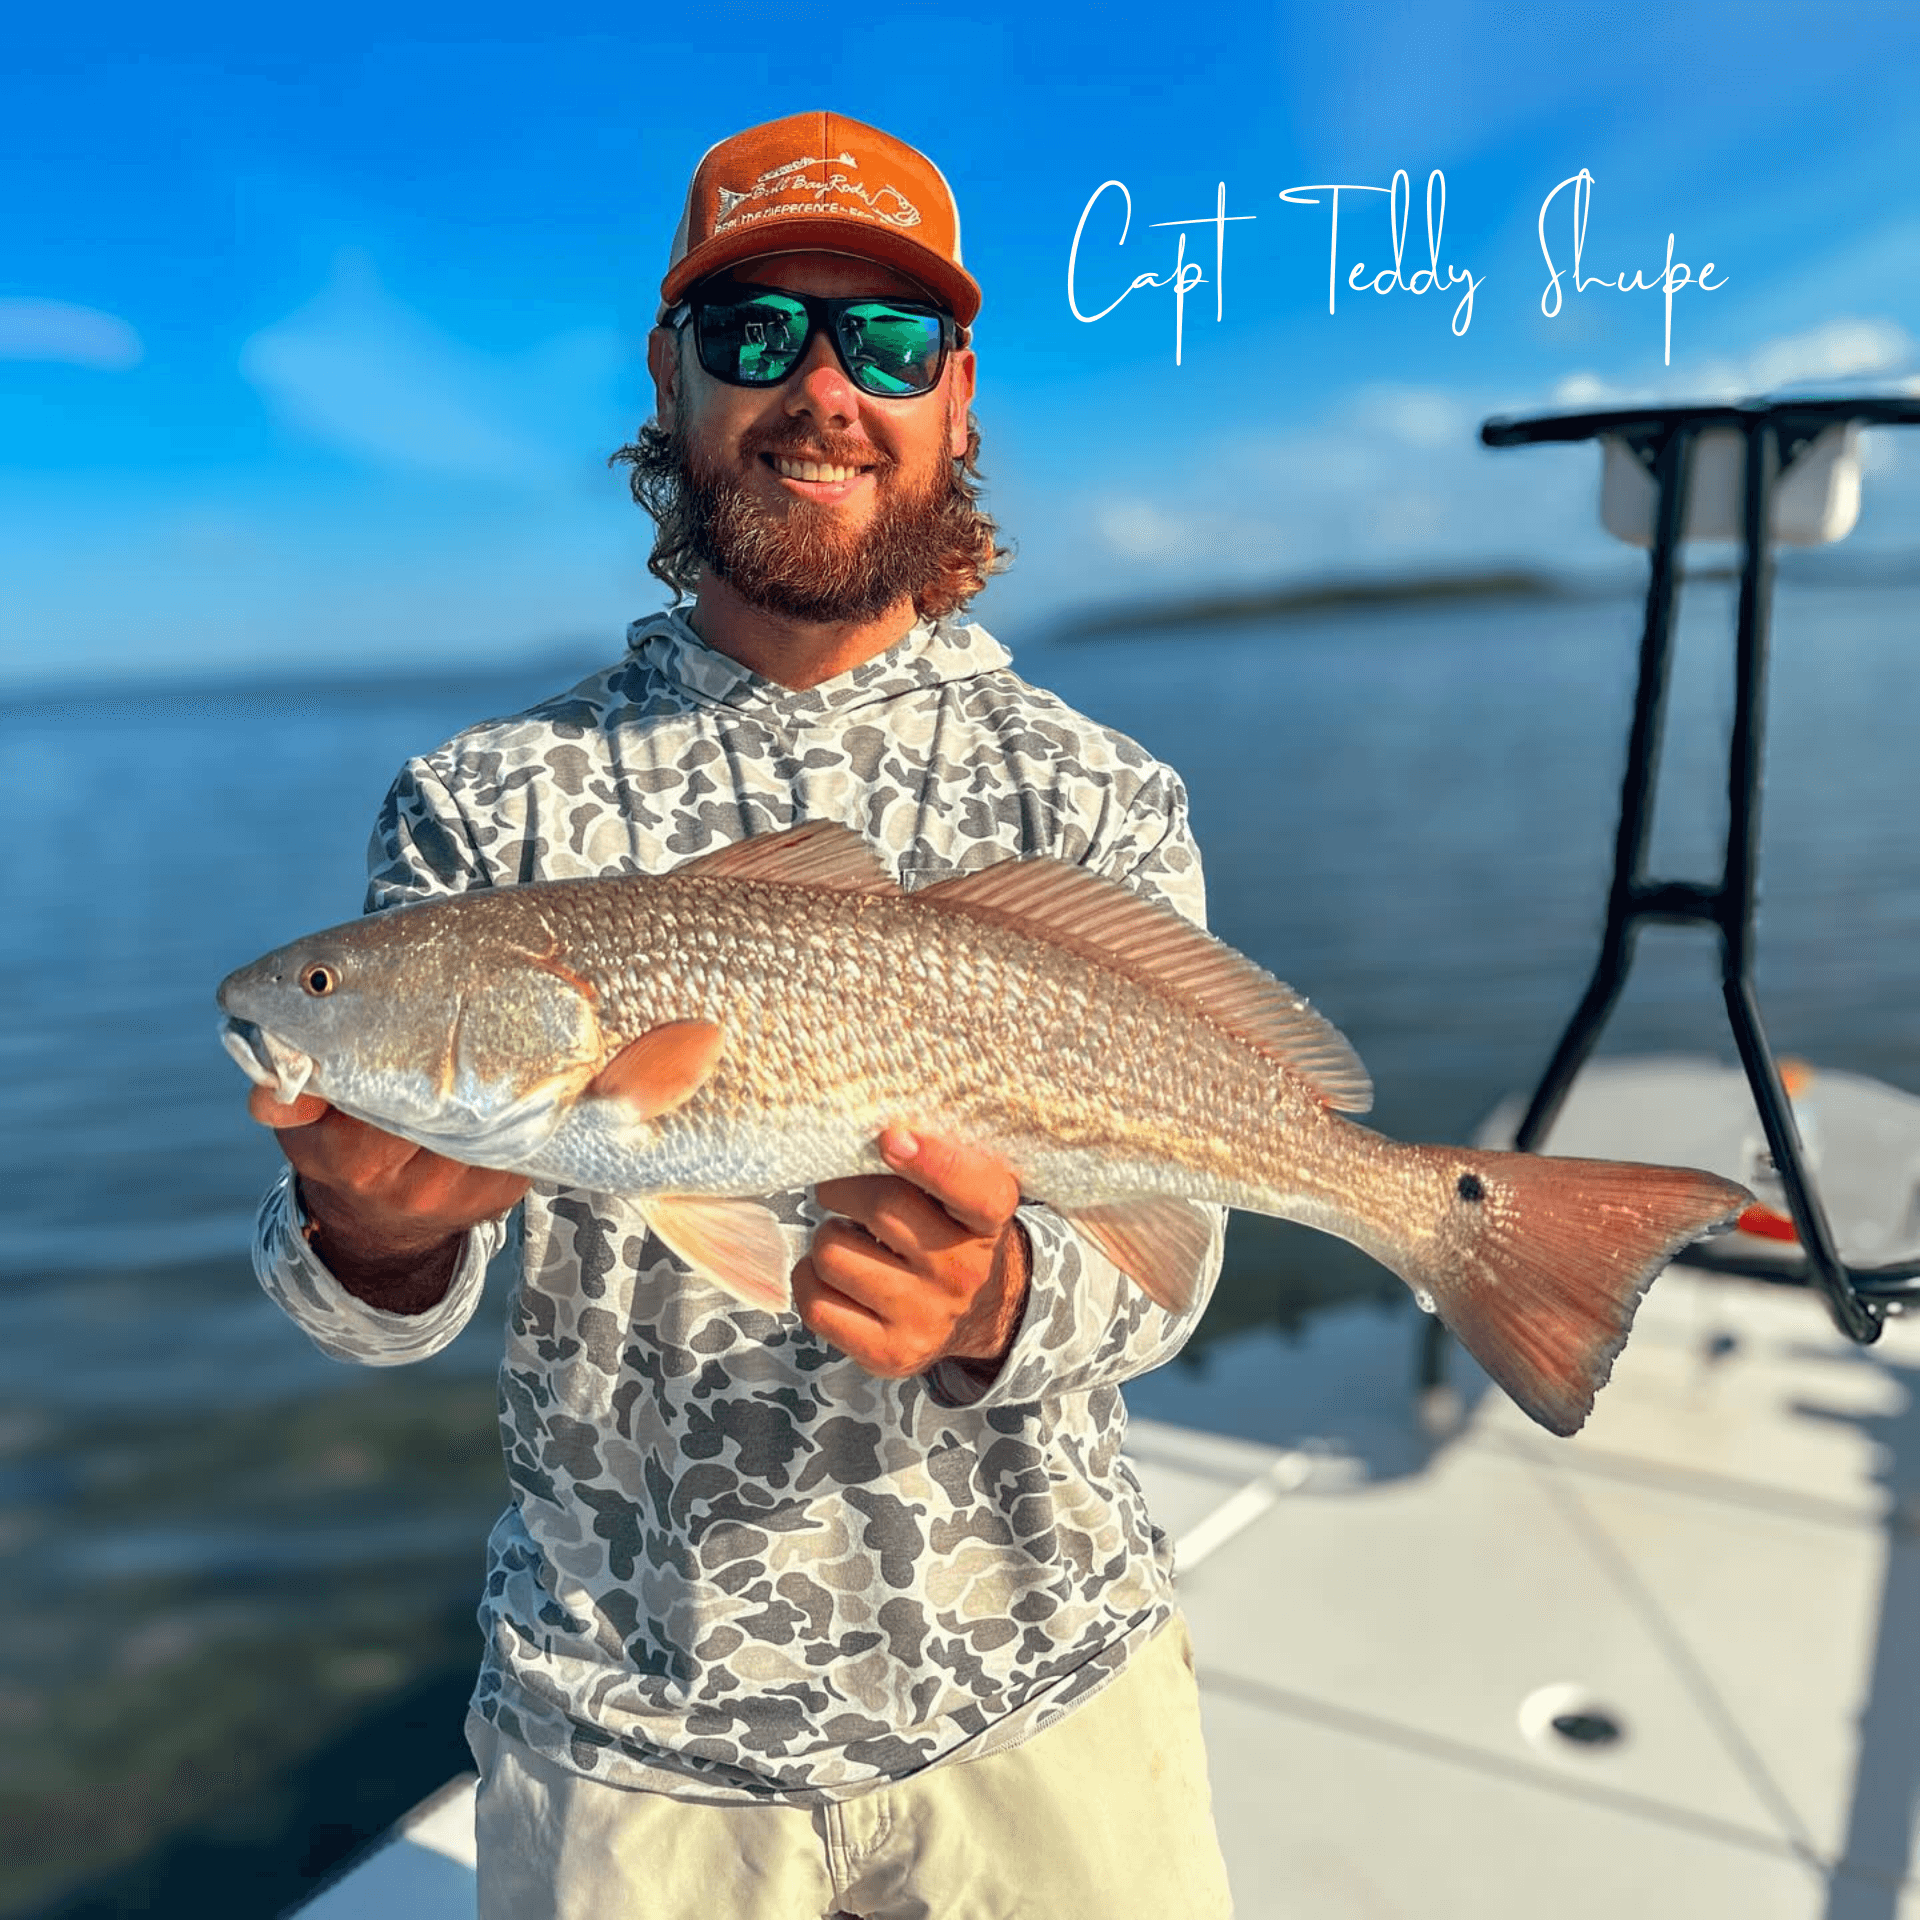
[{"x1": 1425, "y1": 396, "x2": 1920, "y2": 1388}]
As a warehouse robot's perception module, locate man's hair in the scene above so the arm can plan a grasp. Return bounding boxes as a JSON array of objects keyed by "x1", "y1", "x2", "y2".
[{"x1": 608, "y1": 357, "x2": 1009, "y2": 621}]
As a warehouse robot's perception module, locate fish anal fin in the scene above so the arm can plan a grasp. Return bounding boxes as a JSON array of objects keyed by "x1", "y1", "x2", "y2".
[
  {"x1": 645, "y1": 1196, "x2": 793, "y2": 1313},
  {"x1": 921, "y1": 861, "x2": 1372, "y2": 1114},
  {"x1": 1060, "y1": 1198, "x2": 1216, "y2": 1313},
  {"x1": 590, "y1": 1020, "x2": 725, "y2": 1118},
  {"x1": 673, "y1": 822, "x2": 899, "y2": 895}
]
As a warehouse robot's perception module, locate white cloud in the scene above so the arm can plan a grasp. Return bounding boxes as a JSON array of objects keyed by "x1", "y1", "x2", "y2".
[
  {"x1": 1352, "y1": 385, "x2": 1470, "y2": 449},
  {"x1": 0, "y1": 299, "x2": 143, "y2": 369},
  {"x1": 239, "y1": 252, "x2": 628, "y2": 485},
  {"x1": 1093, "y1": 500, "x2": 1186, "y2": 561},
  {"x1": 1747, "y1": 318, "x2": 1911, "y2": 390},
  {"x1": 1552, "y1": 372, "x2": 1616, "y2": 409},
  {"x1": 1089, "y1": 493, "x2": 1302, "y2": 576}
]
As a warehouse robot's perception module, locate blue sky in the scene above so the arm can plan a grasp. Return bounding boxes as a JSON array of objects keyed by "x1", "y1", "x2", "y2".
[{"x1": 5, "y1": 0, "x2": 1919, "y2": 688}]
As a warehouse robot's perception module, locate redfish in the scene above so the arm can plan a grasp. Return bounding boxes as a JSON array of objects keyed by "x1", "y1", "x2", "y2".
[{"x1": 219, "y1": 822, "x2": 1747, "y2": 1434}]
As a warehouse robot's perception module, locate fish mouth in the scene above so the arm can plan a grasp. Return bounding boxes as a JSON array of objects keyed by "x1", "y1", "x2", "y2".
[{"x1": 220, "y1": 1017, "x2": 316, "y2": 1106}]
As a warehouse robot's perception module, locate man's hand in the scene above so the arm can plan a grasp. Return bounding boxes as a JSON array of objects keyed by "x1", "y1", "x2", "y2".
[
  {"x1": 794, "y1": 1126, "x2": 1030, "y2": 1381},
  {"x1": 248, "y1": 1088, "x2": 532, "y2": 1313}
]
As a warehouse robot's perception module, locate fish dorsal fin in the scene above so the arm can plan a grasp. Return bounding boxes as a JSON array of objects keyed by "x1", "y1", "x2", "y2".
[
  {"x1": 673, "y1": 822, "x2": 899, "y2": 895},
  {"x1": 920, "y1": 859, "x2": 1372, "y2": 1113},
  {"x1": 1058, "y1": 1199, "x2": 1217, "y2": 1312}
]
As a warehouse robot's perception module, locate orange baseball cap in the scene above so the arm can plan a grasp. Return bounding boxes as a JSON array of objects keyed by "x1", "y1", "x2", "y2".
[{"x1": 661, "y1": 111, "x2": 982, "y2": 326}]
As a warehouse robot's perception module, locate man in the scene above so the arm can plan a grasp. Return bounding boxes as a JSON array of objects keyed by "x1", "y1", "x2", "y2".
[{"x1": 250, "y1": 111, "x2": 1234, "y2": 1919}]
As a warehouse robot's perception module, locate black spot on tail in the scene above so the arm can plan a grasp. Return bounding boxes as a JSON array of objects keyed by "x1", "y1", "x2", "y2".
[{"x1": 1457, "y1": 1172, "x2": 1485, "y2": 1203}]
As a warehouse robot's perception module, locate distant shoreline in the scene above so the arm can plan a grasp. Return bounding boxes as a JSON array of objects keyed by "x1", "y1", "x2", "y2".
[
  {"x1": 1052, "y1": 549, "x2": 1920, "y2": 642},
  {"x1": 1053, "y1": 567, "x2": 1581, "y2": 641}
]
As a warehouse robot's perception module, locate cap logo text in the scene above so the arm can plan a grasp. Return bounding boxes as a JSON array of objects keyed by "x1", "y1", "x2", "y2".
[{"x1": 716, "y1": 158, "x2": 924, "y2": 234}]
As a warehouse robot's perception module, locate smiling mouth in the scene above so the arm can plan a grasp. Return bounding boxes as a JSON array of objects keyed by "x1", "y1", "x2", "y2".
[{"x1": 764, "y1": 454, "x2": 872, "y2": 484}]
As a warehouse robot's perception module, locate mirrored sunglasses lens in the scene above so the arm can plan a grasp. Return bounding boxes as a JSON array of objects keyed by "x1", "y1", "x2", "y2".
[
  {"x1": 838, "y1": 304, "x2": 945, "y2": 395},
  {"x1": 700, "y1": 294, "x2": 808, "y2": 384}
]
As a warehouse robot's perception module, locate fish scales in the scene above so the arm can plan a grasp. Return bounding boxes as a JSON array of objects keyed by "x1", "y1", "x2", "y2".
[
  {"x1": 260, "y1": 860, "x2": 1319, "y2": 1209},
  {"x1": 218, "y1": 822, "x2": 1753, "y2": 1434},
  {"x1": 561, "y1": 871, "x2": 1299, "y2": 1207}
]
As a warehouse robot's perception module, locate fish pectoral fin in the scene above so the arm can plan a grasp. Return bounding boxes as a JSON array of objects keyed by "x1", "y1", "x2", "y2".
[
  {"x1": 645, "y1": 1196, "x2": 793, "y2": 1313},
  {"x1": 1058, "y1": 1199, "x2": 1215, "y2": 1313},
  {"x1": 588, "y1": 1020, "x2": 725, "y2": 1118}
]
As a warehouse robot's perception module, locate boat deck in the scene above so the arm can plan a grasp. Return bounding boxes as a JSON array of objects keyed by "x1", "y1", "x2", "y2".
[{"x1": 291, "y1": 1263, "x2": 1920, "y2": 1917}]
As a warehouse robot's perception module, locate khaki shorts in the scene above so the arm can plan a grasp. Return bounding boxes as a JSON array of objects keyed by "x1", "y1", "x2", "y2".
[{"x1": 466, "y1": 1611, "x2": 1234, "y2": 1919}]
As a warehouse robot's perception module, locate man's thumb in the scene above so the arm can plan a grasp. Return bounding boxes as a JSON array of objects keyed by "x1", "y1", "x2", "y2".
[{"x1": 248, "y1": 1086, "x2": 332, "y2": 1130}]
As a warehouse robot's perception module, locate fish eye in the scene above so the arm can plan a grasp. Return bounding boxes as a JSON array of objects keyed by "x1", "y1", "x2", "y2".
[{"x1": 301, "y1": 963, "x2": 339, "y2": 997}]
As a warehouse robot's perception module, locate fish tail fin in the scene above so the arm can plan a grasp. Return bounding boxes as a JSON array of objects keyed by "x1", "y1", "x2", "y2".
[{"x1": 1391, "y1": 1148, "x2": 1748, "y2": 1436}]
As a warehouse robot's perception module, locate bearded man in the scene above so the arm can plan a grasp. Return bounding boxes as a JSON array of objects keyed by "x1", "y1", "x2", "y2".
[{"x1": 248, "y1": 111, "x2": 1234, "y2": 1920}]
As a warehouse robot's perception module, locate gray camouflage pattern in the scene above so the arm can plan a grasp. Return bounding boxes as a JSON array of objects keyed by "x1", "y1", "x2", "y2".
[{"x1": 253, "y1": 608, "x2": 1225, "y2": 1802}]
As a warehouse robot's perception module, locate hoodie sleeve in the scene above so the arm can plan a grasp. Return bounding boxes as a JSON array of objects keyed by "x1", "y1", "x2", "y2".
[
  {"x1": 923, "y1": 763, "x2": 1229, "y2": 1409},
  {"x1": 254, "y1": 1167, "x2": 510, "y2": 1367},
  {"x1": 249, "y1": 756, "x2": 511, "y2": 1366}
]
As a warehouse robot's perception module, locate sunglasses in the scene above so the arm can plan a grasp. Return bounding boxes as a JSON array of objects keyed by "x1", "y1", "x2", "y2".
[{"x1": 669, "y1": 285, "x2": 958, "y2": 398}]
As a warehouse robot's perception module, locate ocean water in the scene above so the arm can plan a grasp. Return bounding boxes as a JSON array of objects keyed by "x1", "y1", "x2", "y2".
[{"x1": 1, "y1": 581, "x2": 1914, "y2": 1912}]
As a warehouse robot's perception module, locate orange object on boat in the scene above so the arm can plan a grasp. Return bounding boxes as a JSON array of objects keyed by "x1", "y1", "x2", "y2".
[{"x1": 1737, "y1": 1203, "x2": 1799, "y2": 1242}]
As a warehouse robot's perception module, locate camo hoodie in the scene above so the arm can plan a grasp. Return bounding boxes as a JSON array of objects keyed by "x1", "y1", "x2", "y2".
[{"x1": 254, "y1": 607, "x2": 1225, "y2": 1804}]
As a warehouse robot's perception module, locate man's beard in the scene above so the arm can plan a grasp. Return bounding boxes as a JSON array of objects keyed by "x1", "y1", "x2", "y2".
[{"x1": 673, "y1": 420, "x2": 974, "y2": 626}]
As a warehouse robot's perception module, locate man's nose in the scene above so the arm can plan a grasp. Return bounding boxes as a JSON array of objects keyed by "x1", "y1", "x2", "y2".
[{"x1": 783, "y1": 329, "x2": 859, "y2": 427}]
